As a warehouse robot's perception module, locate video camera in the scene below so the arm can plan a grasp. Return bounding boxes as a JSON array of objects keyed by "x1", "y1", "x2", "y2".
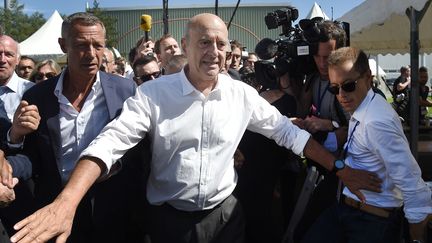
[{"x1": 255, "y1": 6, "x2": 348, "y2": 89}]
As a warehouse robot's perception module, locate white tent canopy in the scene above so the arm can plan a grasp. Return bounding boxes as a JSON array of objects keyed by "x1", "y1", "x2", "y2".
[
  {"x1": 305, "y1": 2, "x2": 330, "y2": 20},
  {"x1": 338, "y1": 0, "x2": 432, "y2": 55},
  {"x1": 19, "y1": 10, "x2": 65, "y2": 60}
]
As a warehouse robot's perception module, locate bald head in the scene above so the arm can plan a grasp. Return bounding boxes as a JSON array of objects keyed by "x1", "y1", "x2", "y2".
[
  {"x1": 181, "y1": 13, "x2": 230, "y2": 85},
  {"x1": 185, "y1": 13, "x2": 228, "y2": 43},
  {"x1": 0, "y1": 35, "x2": 20, "y2": 85}
]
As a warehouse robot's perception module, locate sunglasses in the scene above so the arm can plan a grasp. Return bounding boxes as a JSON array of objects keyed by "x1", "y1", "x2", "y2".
[
  {"x1": 136, "y1": 71, "x2": 161, "y2": 82},
  {"x1": 328, "y1": 80, "x2": 358, "y2": 95},
  {"x1": 35, "y1": 72, "x2": 56, "y2": 80}
]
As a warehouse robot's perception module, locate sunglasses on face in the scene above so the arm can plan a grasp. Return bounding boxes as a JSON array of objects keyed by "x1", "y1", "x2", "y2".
[
  {"x1": 328, "y1": 76, "x2": 361, "y2": 95},
  {"x1": 136, "y1": 71, "x2": 161, "y2": 82},
  {"x1": 35, "y1": 72, "x2": 56, "y2": 80}
]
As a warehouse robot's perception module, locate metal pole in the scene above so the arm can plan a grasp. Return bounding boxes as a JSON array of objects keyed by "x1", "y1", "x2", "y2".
[
  {"x1": 227, "y1": 0, "x2": 241, "y2": 30},
  {"x1": 408, "y1": 6, "x2": 419, "y2": 160},
  {"x1": 215, "y1": 0, "x2": 218, "y2": 16},
  {"x1": 163, "y1": 0, "x2": 169, "y2": 34}
]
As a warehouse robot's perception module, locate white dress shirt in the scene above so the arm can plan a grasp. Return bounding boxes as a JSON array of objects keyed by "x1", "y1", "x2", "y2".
[
  {"x1": 81, "y1": 68, "x2": 311, "y2": 211},
  {"x1": 0, "y1": 72, "x2": 34, "y2": 122},
  {"x1": 343, "y1": 89, "x2": 432, "y2": 223},
  {"x1": 55, "y1": 70, "x2": 109, "y2": 184}
]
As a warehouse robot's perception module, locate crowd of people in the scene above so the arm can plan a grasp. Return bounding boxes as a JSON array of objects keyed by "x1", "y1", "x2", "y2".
[{"x1": 0, "y1": 10, "x2": 431, "y2": 243}]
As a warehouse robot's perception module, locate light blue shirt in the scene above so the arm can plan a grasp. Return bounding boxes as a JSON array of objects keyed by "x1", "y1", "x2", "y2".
[
  {"x1": 81, "y1": 68, "x2": 311, "y2": 212},
  {"x1": 343, "y1": 89, "x2": 432, "y2": 223},
  {"x1": 54, "y1": 70, "x2": 109, "y2": 184},
  {"x1": 0, "y1": 72, "x2": 34, "y2": 122}
]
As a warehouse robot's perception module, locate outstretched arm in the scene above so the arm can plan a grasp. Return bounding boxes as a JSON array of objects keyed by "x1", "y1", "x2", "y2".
[
  {"x1": 303, "y1": 137, "x2": 382, "y2": 203},
  {"x1": 11, "y1": 157, "x2": 106, "y2": 243}
]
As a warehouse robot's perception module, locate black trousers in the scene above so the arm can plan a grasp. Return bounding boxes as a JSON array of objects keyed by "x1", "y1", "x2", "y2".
[{"x1": 148, "y1": 194, "x2": 245, "y2": 243}]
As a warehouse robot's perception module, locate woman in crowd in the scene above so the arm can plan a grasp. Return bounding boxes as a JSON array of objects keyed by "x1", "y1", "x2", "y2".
[{"x1": 30, "y1": 59, "x2": 61, "y2": 83}]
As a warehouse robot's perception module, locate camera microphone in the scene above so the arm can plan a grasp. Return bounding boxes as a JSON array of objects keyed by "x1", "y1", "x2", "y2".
[
  {"x1": 255, "y1": 38, "x2": 278, "y2": 60},
  {"x1": 140, "y1": 14, "x2": 152, "y2": 42}
]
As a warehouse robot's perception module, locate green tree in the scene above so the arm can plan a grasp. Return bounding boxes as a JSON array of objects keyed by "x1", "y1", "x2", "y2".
[
  {"x1": 0, "y1": 0, "x2": 45, "y2": 42},
  {"x1": 87, "y1": 0, "x2": 118, "y2": 47}
]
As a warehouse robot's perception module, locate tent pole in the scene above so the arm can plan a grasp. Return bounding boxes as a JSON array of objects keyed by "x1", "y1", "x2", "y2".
[{"x1": 408, "y1": 7, "x2": 420, "y2": 160}]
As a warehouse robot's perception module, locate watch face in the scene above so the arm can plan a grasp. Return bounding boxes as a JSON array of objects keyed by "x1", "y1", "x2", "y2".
[
  {"x1": 332, "y1": 121, "x2": 340, "y2": 129},
  {"x1": 335, "y1": 160, "x2": 345, "y2": 169}
]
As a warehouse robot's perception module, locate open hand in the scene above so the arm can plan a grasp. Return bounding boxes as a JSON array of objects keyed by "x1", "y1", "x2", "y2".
[
  {"x1": 11, "y1": 197, "x2": 76, "y2": 243},
  {"x1": 337, "y1": 166, "x2": 382, "y2": 203}
]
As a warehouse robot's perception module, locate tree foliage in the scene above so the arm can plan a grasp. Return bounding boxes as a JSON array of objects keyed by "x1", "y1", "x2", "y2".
[
  {"x1": 0, "y1": 0, "x2": 45, "y2": 42},
  {"x1": 87, "y1": 0, "x2": 119, "y2": 48}
]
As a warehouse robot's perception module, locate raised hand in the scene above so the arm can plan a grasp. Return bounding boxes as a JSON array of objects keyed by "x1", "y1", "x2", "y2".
[{"x1": 9, "y1": 100, "x2": 40, "y2": 144}]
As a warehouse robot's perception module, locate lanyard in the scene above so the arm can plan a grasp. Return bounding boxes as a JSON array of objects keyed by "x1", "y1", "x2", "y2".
[
  {"x1": 343, "y1": 93, "x2": 376, "y2": 160},
  {"x1": 316, "y1": 80, "x2": 329, "y2": 116}
]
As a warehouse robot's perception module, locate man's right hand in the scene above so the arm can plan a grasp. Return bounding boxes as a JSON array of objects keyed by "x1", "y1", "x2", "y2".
[
  {"x1": 9, "y1": 100, "x2": 40, "y2": 144},
  {"x1": 337, "y1": 166, "x2": 382, "y2": 203},
  {"x1": 11, "y1": 195, "x2": 76, "y2": 243},
  {"x1": 0, "y1": 177, "x2": 18, "y2": 207},
  {"x1": 0, "y1": 150, "x2": 14, "y2": 188}
]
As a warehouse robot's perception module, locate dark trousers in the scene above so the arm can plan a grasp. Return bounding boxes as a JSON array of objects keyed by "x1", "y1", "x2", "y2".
[
  {"x1": 301, "y1": 201, "x2": 403, "y2": 243},
  {"x1": 148, "y1": 194, "x2": 245, "y2": 243}
]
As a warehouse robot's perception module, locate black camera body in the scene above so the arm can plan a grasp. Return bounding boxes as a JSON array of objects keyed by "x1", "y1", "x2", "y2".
[{"x1": 255, "y1": 6, "x2": 321, "y2": 89}]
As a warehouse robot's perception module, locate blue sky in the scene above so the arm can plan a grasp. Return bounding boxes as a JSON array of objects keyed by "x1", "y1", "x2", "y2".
[{"x1": 8, "y1": 0, "x2": 364, "y2": 20}]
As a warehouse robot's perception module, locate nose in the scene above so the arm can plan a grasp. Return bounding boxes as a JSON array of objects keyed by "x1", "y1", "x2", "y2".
[{"x1": 0, "y1": 53, "x2": 6, "y2": 63}]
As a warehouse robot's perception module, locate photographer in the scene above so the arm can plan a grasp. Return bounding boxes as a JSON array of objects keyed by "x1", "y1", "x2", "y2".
[
  {"x1": 236, "y1": 58, "x2": 309, "y2": 243},
  {"x1": 295, "y1": 20, "x2": 350, "y2": 241}
]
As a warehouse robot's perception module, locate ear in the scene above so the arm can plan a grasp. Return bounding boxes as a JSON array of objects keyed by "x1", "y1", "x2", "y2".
[
  {"x1": 58, "y1": 38, "x2": 67, "y2": 54},
  {"x1": 181, "y1": 37, "x2": 187, "y2": 55}
]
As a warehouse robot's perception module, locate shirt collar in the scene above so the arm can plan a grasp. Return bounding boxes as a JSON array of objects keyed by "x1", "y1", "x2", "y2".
[
  {"x1": 179, "y1": 67, "x2": 223, "y2": 99},
  {"x1": 3, "y1": 72, "x2": 22, "y2": 93},
  {"x1": 351, "y1": 88, "x2": 375, "y2": 123},
  {"x1": 54, "y1": 67, "x2": 102, "y2": 98}
]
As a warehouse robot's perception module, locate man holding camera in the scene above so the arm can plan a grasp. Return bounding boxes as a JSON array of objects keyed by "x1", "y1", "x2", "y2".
[{"x1": 295, "y1": 20, "x2": 350, "y2": 240}]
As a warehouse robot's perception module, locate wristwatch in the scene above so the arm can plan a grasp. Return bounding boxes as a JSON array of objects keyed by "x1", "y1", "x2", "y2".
[
  {"x1": 332, "y1": 120, "x2": 340, "y2": 130},
  {"x1": 332, "y1": 159, "x2": 345, "y2": 173}
]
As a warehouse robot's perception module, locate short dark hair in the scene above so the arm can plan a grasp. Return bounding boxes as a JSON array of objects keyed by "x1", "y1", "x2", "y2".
[
  {"x1": 154, "y1": 34, "x2": 175, "y2": 54},
  {"x1": 19, "y1": 55, "x2": 36, "y2": 65},
  {"x1": 400, "y1": 65, "x2": 410, "y2": 73},
  {"x1": 230, "y1": 40, "x2": 243, "y2": 51},
  {"x1": 132, "y1": 55, "x2": 158, "y2": 74},
  {"x1": 62, "y1": 12, "x2": 105, "y2": 38},
  {"x1": 318, "y1": 21, "x2": 347, "y2": 49},
  {"x1": 419, "y1": 66, "x2": 428, "y2": 73}
]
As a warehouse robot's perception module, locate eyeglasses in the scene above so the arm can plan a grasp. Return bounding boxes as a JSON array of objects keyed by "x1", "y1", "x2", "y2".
[
  {"x1": 136, "y1": 71, "x2": 161, "y2": 82},
  {"x1": 328, "y1": 80, "x2": 358, "y2": 95},
  {"x1": 35, "y1": 72, "x2": 56, "y2": 80}
]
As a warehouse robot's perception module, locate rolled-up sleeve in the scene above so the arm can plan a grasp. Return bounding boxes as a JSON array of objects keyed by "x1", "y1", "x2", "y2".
[
  {"x1": 247, "y1": 96, "x2": 311, "y2": 157},
  {"x1": 367, "y1": 120, "x2": 432, "y2": 223},
  {"x1": 80, "y1": 89, "x2": 151, "y2": 174}
]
